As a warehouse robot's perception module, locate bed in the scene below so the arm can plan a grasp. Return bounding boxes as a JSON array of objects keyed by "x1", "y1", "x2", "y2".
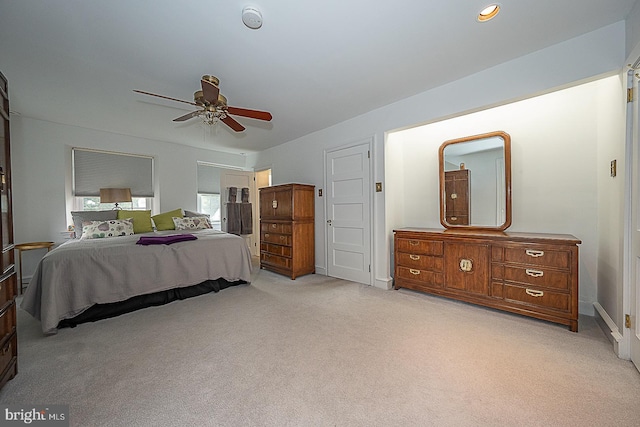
[{"x1": 20, "y1": 228, "x2": 253, "y2": 334}]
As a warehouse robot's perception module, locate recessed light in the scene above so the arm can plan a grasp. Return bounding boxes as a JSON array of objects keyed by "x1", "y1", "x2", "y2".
[{"x1": 477, "y1": 3, "x2": 501, "y2": 22}]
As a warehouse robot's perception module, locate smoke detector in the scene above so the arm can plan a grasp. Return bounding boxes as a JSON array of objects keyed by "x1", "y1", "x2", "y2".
[{"x1": 242, "y1": 7, "x2": 263, "y2": 29}]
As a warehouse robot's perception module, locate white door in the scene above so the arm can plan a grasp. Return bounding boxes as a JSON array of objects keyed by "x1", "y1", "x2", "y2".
[
  {"x1": 325, "y1": 142, "x2": 371, "y2": 284},
  {"x1": 220, "y1": 170, "x2": 257, "y2": 255},
  {"x1": 630, "y1": 69, "x2": 640, "y2": 373}
]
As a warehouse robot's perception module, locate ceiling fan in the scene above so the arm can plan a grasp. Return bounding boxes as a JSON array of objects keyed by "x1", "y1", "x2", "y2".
[{"x1": 133, "y1": 75, "x2": 272, "y2": 132}]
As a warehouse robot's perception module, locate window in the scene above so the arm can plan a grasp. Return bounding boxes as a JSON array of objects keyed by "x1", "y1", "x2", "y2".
[
  {"x1": 197, "y1": 194, "x2": 221, "y2": 230},
  {"x1": 72, "y1": 148, "x2": 154, "y2": 211},
  {"x1": 197, "y1": 162, "x2": 222, "y2": 230}
]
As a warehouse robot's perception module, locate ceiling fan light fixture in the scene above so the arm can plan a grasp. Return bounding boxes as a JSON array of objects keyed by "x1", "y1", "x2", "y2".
[
  {"x1": 242, "y1": 7, "x2": 263, "y2": 29},
  {"x1": 200, "y1": 109, "x2": 226, "y2": 126},
  {"x1": 477, "y1": 3, "x2": 501, "y2": 22}
]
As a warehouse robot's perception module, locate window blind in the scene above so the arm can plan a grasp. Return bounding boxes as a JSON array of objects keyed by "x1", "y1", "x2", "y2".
[
  {"x1": 197, "y1": 163, "x2": 221, "y2": 195},
  {"x1": 73, "y1": 148, "x2": 154, "y2": 197}
]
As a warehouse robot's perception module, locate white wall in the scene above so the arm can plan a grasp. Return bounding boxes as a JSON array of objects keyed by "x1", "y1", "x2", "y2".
[
  {"x1": 11, "y1": 116, "x2": 247, "y2": 276},
  {"x1": 247, "y1": 22, "x2": 627, "y2": 292},
  {"x1": 387, "y1": 76, "x2": 626, "y2": 315}
]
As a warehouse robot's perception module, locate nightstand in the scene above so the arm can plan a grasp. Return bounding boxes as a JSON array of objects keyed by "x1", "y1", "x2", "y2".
[{"x1": 15, "y1": 241, "x2": 55, "y2": 294}]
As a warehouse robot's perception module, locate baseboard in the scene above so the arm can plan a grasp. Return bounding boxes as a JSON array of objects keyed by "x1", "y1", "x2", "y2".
[
  {"x1": 374, "y1": 277, "x2": 393, "y2": 290},
  {"x1": 593, "y1": 302, "x2": 623, "y2": 355}
]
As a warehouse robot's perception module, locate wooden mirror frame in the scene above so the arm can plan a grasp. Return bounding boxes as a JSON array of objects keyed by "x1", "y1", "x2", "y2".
[{"x1": 438, "y1": 131, "x2": 512, "y2": 231}]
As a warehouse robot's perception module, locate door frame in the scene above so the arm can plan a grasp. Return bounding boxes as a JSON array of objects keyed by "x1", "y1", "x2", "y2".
[
  {"x1": 323, "y1": 137, "x2": 374, "y2": 285},
  {"x1": 621, "y1": 40, "x2": 640, "y2": 368}
]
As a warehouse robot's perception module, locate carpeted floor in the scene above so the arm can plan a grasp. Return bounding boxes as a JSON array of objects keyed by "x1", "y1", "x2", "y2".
[{"x1": 1, "y1": 263, "x2": 639, "y2": 426}]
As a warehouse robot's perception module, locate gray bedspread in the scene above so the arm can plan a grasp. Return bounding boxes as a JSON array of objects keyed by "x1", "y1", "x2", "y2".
[{"x1": 21, "y1": 229, "x2": 253, "y2": 334}]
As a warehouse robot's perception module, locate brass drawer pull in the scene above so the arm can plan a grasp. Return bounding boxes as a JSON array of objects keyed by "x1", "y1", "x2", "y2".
[
  {"x1": 525, "y1": 249, "x2": 544, "y2": 257},
  {"x1": 525, "y1": 269, "x2": 544, "y2": 278},
  {"x1": 409, "y1": 254, "x2": 420, "y2": 261},
  {"x1": 450, "y1": 216, "x2": 457, "y2": 221},
  {"x1": 280, "y1": 236, "x2": 285, "y2": 240},
  {"x1": 409, "y1": 269, "x2": 420, "y2": 275},
  {"x1": 409, "y1": 240, "x2": 420, "y2": 246},
  {"x1": 525, "y1": 289, "x2": 544, "y2": 297},
  {"x1": 271, "y1": 224, "x2": 277, "y2": 229},
  {"x1": 264, "y1": 233, "x2": 270, "y2": 238}
]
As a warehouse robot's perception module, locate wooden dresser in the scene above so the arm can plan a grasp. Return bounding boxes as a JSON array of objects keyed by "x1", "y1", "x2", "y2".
[
  {"x1": 394, "y1": 228, "x2": 581, "y2": 331},
  {"x1": 259, "y1": 183, "x2": 315, "y2": 279},
  {"x1": 0, "y1": 71, "x2": 17, "y2": 391}
]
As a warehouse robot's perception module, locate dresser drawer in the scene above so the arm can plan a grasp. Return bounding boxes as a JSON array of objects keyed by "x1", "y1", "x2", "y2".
[
  {"x1": 396, "y1": 266, "x2": 443, "y2": 288},
  {"x1": 261, "y1": 243, "x2": 292, "y2": 258},
  {"x1": 503, "y1": 246, "x2": 571, "y2": 269},
  {"x1": 261, "y1": 253, "x2": 292, "y2": 269},
  {"x1": 0, "y1": 274, "x2": 15, "y2": 307},
  {"x1": 0, "y1": 333, "x2": 16, "y2": 377},
  {"x1": 503, "y1": 283, "x2": 570, "y2": 312},
  {"x1": 261, "y1": 232, "x2": 292, "y2": 246},
  {"x1": 0, "y1": 303, "x2": 15, "y2": 341},
  {"x1": 446, "y1": 215, "x2": 468, "y2": 225},
  {"x1": 502, "y1": 265, "x2": 569, "y2": 290},
  {"x1": 396, "y1": 253, "x2": 442, "y2": 271},
  {"x1": 261, "y1": 222, "x2": 292, "y2": 235},
  {"x1": 396, "y1": 239, "x2": 443, "y2": 256}
]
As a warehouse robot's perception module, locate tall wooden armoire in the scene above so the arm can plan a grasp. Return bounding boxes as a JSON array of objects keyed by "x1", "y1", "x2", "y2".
[
  {"x1": 0, "y1": 71, "x2": 17, "y2": 391},
  {"x1": 444, "y1": 169, "x2": 470, "y2": 225},
  {"x1": 259, "y1": 183, "x2": 315, "y2": 279}
]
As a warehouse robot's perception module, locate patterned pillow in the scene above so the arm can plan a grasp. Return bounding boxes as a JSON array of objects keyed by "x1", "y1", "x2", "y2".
[
  {"x1": 81, "y1": 218, "x2": 135, "y2": 239},
  {"x1": 71, "y1": 210, "x2": 118, "y2": 238},
  {"x1": 172, "y1": 216, "x2": 212, "y2": 230}
]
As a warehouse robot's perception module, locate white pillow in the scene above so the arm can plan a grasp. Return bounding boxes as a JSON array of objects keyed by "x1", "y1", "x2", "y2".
[
  {"x1": 172, "y1": 216, "x2": 212, "y2": 230},
  {"x1": 81, "y1": 218, "x2": 135, "y2": 239}
]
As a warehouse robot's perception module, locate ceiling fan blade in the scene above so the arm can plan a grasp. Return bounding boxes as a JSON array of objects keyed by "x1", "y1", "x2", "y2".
[
  {"x1": 133, "y1": 90, "x2": 198, "y2": 106},
  {"x1": 201, "y1": 79, "x2": 220, "y2": 104},
  {"x1": 221, "y1": 115, "x2": 246, "y2": 132},
  {"x1": 227, "y1": 106, "x2": 272, "y2": 121},
  {"x1": 173, "y1": 111, "x2": 200, "y2": 122}
]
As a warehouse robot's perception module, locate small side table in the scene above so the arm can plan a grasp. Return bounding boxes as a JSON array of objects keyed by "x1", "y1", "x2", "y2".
[{"x1": 15, "y1": 241, "x2": 55, "y2": 294}]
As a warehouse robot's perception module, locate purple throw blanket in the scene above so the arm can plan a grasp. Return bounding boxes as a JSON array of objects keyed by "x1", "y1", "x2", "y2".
[{"x1": 136, "y1": 234, "x2": 198, "y2": 245}]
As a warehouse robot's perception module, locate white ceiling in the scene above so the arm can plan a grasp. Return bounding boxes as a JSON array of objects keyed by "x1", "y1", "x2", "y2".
[{"x1": 0, "y1": 0, "x2": 637, "y2": 154}]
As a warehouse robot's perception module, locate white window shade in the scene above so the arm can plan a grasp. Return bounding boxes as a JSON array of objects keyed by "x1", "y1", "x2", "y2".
[
  {"x1": 73, "y1": 148, "x2": 154, "y2": 197},
  {"x1": 197, "y1": 163, "x2": 221, "y2": 195}
]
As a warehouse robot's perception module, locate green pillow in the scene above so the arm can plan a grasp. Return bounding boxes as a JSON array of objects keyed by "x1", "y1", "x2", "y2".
[
  {"x1": 117, "y1": 210, "x2": 153, "y2": 234},
  {"x1": 152, "y1": 208, "x2": 184, "y2": 231}
]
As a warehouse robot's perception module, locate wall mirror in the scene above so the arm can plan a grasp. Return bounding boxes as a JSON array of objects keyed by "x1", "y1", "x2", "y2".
[{"x1": 438, "y1": 131, "x2": 511, "y2": 231}]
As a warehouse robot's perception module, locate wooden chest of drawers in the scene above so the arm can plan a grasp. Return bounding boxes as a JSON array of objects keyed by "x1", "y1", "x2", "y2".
[
  {"x1": 0, "y1": 272, "x2": 17, "y2": 390},
  {"x1": 394, "y1": 228, "x2": 581, "y2": 331},
  {"x1": 0, "y1": 71, "x2": 17, "y2": 391},
  {"x1": 259, "y1": 184, "x2": 315, "y2": 279}
]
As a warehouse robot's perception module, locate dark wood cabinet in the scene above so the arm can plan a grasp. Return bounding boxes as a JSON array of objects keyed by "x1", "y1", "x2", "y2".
[
  {"x1": 0, "y1": 71, "x2": 17, "y2": 391},
  {"x1": 444, "y1": 170, "x2": 469, "y2": 225},
  {"x1": 394, "y1": 228, "x2": 580, "y2": 332},
  {"x1": 259, "y1": 184, "x2": 315, "y2": 279}
]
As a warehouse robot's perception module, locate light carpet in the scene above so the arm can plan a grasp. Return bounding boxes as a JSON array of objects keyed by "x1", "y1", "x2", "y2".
[{"x1": 1, "y1": 264, "x2": 639, "y2": 426}]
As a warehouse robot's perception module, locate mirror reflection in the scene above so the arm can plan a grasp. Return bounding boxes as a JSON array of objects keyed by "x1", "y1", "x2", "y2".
[{"x1": 439, "y1": 131, "x2": 511, "y2": 230}]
